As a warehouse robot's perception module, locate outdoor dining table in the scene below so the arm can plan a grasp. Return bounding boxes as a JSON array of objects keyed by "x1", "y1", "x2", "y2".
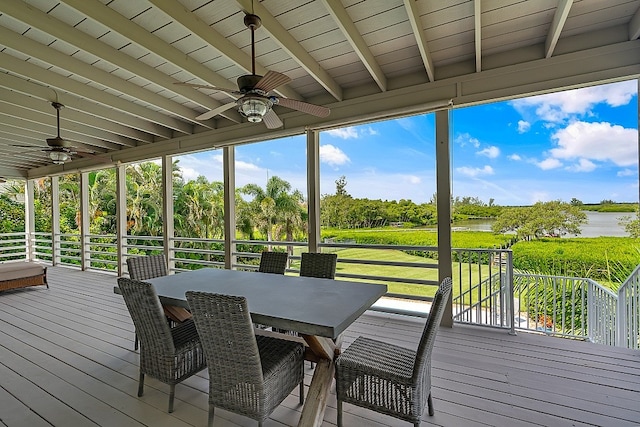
[{"x1": 116, "y1": 267, "x2": 386, "y2": 427}]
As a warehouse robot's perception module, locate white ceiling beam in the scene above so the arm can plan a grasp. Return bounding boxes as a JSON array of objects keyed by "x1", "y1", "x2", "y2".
[
  {"x1": 0, "y1": 51, "x2": 192, "y2": 135},
  {"x1": 145, "y1": 0, "x2": 300, "y2": 101},
  {"x1": 474, "y1": 0, "x2": 482, "y2": 72},
  {"x1": 0, "y1": 89, "x2": 139, "y2": 147},
  {"x1": 630, "y1": 5, "x2": 640, "y2": 40},
  {"x1": 403, "y1": 0, "x2": 436, "y2": 82},
  {"x1": 318, "y1": 0, "x2": 387, "y2": 92},
  {"x1": 60, "y1": 0, "x2": 243, "y2": 122},
  {"x1": 235, "y1": 0, "x2": 343, "y2": 101},
  {"x1": 0, "y1": 72, "x2": 165, "y2": 141},
  {"x1": 0, "y1": 107, "x2": 118, "y2": 151},
  {"x1": 545, "y1": 0, "x2": 573, "y2": 58},
  {"x1": 0, "y1": 0, "x2": 231, "y2": 128}
]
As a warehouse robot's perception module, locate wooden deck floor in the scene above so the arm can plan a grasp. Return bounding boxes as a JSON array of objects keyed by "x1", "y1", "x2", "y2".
[{"x1": 0, "y1": 266, "x2": 639, "y2": 427}]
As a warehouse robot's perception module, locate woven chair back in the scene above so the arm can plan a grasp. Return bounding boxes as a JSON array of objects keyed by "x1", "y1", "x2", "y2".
[
  {"x1": 258, "y1": 251, "x2": 288, "y2": 274},
  {"x1": 186, "y1": 292, "x2": 264, "y2": 391},
  {"x1": 127, "y1": 254, "x2": 167, "y2": 281},
  {"x1": 299, "y1": 252, "x2": 337, "y2": 279},
  {"x1": 412, "y1": 277, "x2": 452, "y2": 380},
  {"x1": 117, "y1": 278, "x2": 175, "y2": 354}
]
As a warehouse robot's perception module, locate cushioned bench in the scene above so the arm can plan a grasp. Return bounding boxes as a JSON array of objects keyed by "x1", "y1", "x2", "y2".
[{"x1": 0, "y1": 261, "x2": 48, "y2": 292}]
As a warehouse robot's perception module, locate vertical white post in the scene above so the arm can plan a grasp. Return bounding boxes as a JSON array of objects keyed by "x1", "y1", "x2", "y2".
[
  {"x1": 223, "y1": 146, "x2": 237, "y2": 270},
  {"x1": 51, "y1": 176, "x2": 61, "y2": 265},
  {"x1": 307, "y1": 129, "x2": 321, "y2": 253},
  {"x1": 24, "y1": 179, "x2": 35, "y2": 261},
  {"x1": 162, "y1": 155, "x2": 175, "y2": 273},
  {"x1": 80, "y1": 172, "x2": 90, "y2": 270},
  {"x1": 436, "y1": 109, "x2": 453, "y2": 327},
  {"x1": 116, "y1": 164, "x2": 127, "y2": 276}
]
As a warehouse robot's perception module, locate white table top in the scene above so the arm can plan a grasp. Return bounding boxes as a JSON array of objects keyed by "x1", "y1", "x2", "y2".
[{"x1": 144, "y1": 268, "x2": 387, "y2": 339}]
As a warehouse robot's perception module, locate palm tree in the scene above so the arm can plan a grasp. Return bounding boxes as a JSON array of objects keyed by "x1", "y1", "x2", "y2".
[{"x1": 240, "y1": 176, "x2": 305, "y2": 254}]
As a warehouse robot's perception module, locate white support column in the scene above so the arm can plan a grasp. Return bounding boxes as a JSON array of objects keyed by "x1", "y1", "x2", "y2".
[
  {"x1": 436, "y1": 109, "x2": 453, "y2": 327},
  {"x1": 116, "y1": 164, "x2": 127, "y2": 276},
  {"x1": 80, "y1": 172, "x2": 90, "y2": 271},
  {"x1": 162, "y1": 155, "x2": 175, "y2": 273},
  {"x1": 51, "y1": 176, "x2": 61, "y2": 265},
  {"x1": 223, "y1": 146, "x2": 236, "y2": 270},
  {"x1": 306, "y1": 129, "x2": 321, "y2": 253},
  {"x1": 24, "y1": 179, "x2": 35, "y2": 261}
]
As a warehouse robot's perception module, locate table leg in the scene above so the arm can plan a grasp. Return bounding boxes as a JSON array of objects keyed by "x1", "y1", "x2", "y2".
[{"x1": 297, "y1": 335, "x2": 337, "y2": 427}]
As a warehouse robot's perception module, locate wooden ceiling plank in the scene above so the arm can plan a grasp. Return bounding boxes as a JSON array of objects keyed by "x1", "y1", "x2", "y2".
[
  {"x1": 235, "y1": 0, "x2": 343, "y2": 101},
  {"x1": 0, "y1": 89, "x2": 140, "y2": 147},
  {"x1": 403, "y1": 0, "x2": 436, "y2": 82},
  {"x1": 146, "y1": 0, "x2": 301, "y2": 101},
  {"x1": 61, "y1": 0, "x2": 243, "y2": 123},
  {"x1": 0, "y1": 51, "x2": 192, "y2": 135},
  {"x1": 318, "y1": 0, "x2": 387, "y2": 92},
  {"x1": 545, "y1": 0, "x2": 574, "y2": 58},
  {"x1": 0, "y1": 0, "x2": 220, "y2": 128}
]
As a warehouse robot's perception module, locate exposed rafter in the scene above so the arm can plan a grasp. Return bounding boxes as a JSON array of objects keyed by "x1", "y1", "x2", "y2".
[
  {"x1": 0, "y1": 0, "x2": 238, "y2": 126},
  {"x1": 235, "y1": 0, "x2": 343, "y2": 101},
  {"x1": 630, "y1": 5, "x2": 640, "y2": 40},
  {"x1": 403, "y1": 0, "x2": 435, "y2": 82},
  {"x1": 318, "y1": 0, "x2": 387, "y2": 92},
  {"x1": 0, "y1": 52, "x2": 192, "y2": 135},
  {"x1": 474, "y1": 0, "x2": 482, "y2": 72},
  {"x1": 545, "y1": 0, "x2": 573, "y2": 58},
  {"x1": 146, "y1": 0, "x2": 300, "y2": 101}
]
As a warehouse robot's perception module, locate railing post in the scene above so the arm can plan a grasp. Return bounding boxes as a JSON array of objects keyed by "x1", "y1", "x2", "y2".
[
  {"x1": 616, "y1": 284, "x2": 626, "y2": 348},
  {"x1": 116, "y1": 164, "x2": 127, "y2": 276},
  {"x1": 51, "y1": 176, "x2": 61, "y2": 265},
  {"x1": 223, "y1": 146, "x2": 236, "y2": 269},
  {"x1": 80, "y1": 171, "x2": 90, "y2": 271},
  {"x1": 162, "y1": 155, "x2": 175, "y2": 273},
  {"x1": 24, "y1": 179, "x2": 35, "y2": 261},
  {"x1": 506, "y1": 250, "x2": 516, "y2": 335}
]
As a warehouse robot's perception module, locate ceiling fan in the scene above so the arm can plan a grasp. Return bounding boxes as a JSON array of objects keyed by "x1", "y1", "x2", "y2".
[
  {"x1": 12, "y1": 102, "x2": 95, "y2": 165},
  {"x1": 176, "y1": 12, "x2": 330, "y2": 129}
]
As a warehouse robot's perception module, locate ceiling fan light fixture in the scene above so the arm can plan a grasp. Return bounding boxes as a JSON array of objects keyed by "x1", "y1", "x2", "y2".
[
  {"x1": 49, "y1": 151, "x2": 70, "y2": 164},
  {"x1": 238, "y1": 96, "x2": 272, "y2": 123}
]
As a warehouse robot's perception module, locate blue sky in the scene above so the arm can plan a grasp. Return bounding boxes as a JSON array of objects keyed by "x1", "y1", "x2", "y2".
[{"x1": 175, "y1": 79, "x2": 638, "y2": 206}]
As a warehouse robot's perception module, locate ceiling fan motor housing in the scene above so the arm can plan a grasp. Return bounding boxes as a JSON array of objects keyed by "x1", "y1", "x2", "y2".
[{"x1": 237, "y1": 74, "x2": 263, "y2": 93}]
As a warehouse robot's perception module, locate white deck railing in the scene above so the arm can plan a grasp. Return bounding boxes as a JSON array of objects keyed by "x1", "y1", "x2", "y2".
[{"x1": 5, "y1": 231, "x2": 639, "y2": 349}]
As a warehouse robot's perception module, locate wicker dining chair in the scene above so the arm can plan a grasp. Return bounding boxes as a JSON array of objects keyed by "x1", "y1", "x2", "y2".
[
  {"x1": 186, "y1": 291, "x2": 305, "y2": 427},
  {"x1": 335, "y1": 277, "x2": 453, "y2": 427},
  {"x1": 117, "y1": 278, "x2": 206, "y2": 413},
  {"x1": 127, "y1": 254, "x2": 192, "y2": 350},
  {"x1": 299, "y1": 252, "x2": 337, "y2": 279},
  {"x1": 258, "y1": 251, "x2": 288, "y2": 274}
]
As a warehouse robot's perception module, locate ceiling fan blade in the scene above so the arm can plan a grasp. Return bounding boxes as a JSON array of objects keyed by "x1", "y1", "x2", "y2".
[
  {"x1": 262, "y1": 109, "x2": 283, "y2": 129},
  {"x1": 276, "y1": 98, "x2": 331, "y2": 118},
  {"x1": 174, "y1": 82, "x2": 241, "y2": 95},
  {"x1": 196, "y1": 102, "x2": 237, "y2": 120},
  {"x1": 254, "y1": 70, "x2": 291, "y2": 93}
]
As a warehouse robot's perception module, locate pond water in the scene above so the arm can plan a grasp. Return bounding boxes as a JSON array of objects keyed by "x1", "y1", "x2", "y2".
[{"x1": 454, "y1": 211, "x2": 630, "y2": 237}]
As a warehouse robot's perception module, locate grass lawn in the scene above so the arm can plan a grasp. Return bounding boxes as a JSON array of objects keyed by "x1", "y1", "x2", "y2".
[{"x1": 289, "y1": 246, "x2": 490, "y2": 300}]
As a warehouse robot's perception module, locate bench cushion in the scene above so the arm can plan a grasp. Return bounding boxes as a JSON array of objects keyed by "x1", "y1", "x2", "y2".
[{"x1": 0, "y1": 262, "x2": 46, "y2": 282}]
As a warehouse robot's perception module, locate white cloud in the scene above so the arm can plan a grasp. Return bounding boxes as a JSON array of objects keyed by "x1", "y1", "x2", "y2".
[
  {"x1": 477, "y1": 146, "x2": 500, "y2": 158},
  {"x1": 455, "y1": 133, "x2": 481, "y2": 148},
  {"x1": 517, "y1": 120, "x2": 531, "y2": 133},
  {"x1": 366, "y1": 127, "x2": 379, "y2": 136},
  {"x1": 319, "y1": 144, "x2": 350, "y2": 166},
  {"x1": 456, "y1": 165, "x2": 494, "y2": 178},
  {"x1": 326, "y1": 127, "x2": 359, "y2": 139},
  {"x1": 511, "y1": 80, "x2": 637, "y2": 123},
  {"x1": 509, "y1": 154, "x2": 522, "y2": 161},
  {"x1": 536, "y1": 158, "x2": 563, "y2": 170},
  {"x1": 403, "y1": 175, "x2": 421, "y2": 184},
  {"x1": 566, "y1": 158, "x2": 596, "y2": 172},
  {"x1": 618, "y1": 169, "x2": 636, "y2": 177},
  {"x1": 530, "y1": 191, "x2": 551, "y2": 203},
  {"x1": 180, "y1": 166, "x2": 200, "y2": 182},
  {"x1": 549, "y1": 121, "x2": 637, "y2": 167}
]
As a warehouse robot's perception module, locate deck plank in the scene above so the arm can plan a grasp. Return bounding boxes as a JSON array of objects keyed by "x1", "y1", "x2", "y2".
[{"x1": 0, "y1": 266, "x2": 638, "y2": 427}]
